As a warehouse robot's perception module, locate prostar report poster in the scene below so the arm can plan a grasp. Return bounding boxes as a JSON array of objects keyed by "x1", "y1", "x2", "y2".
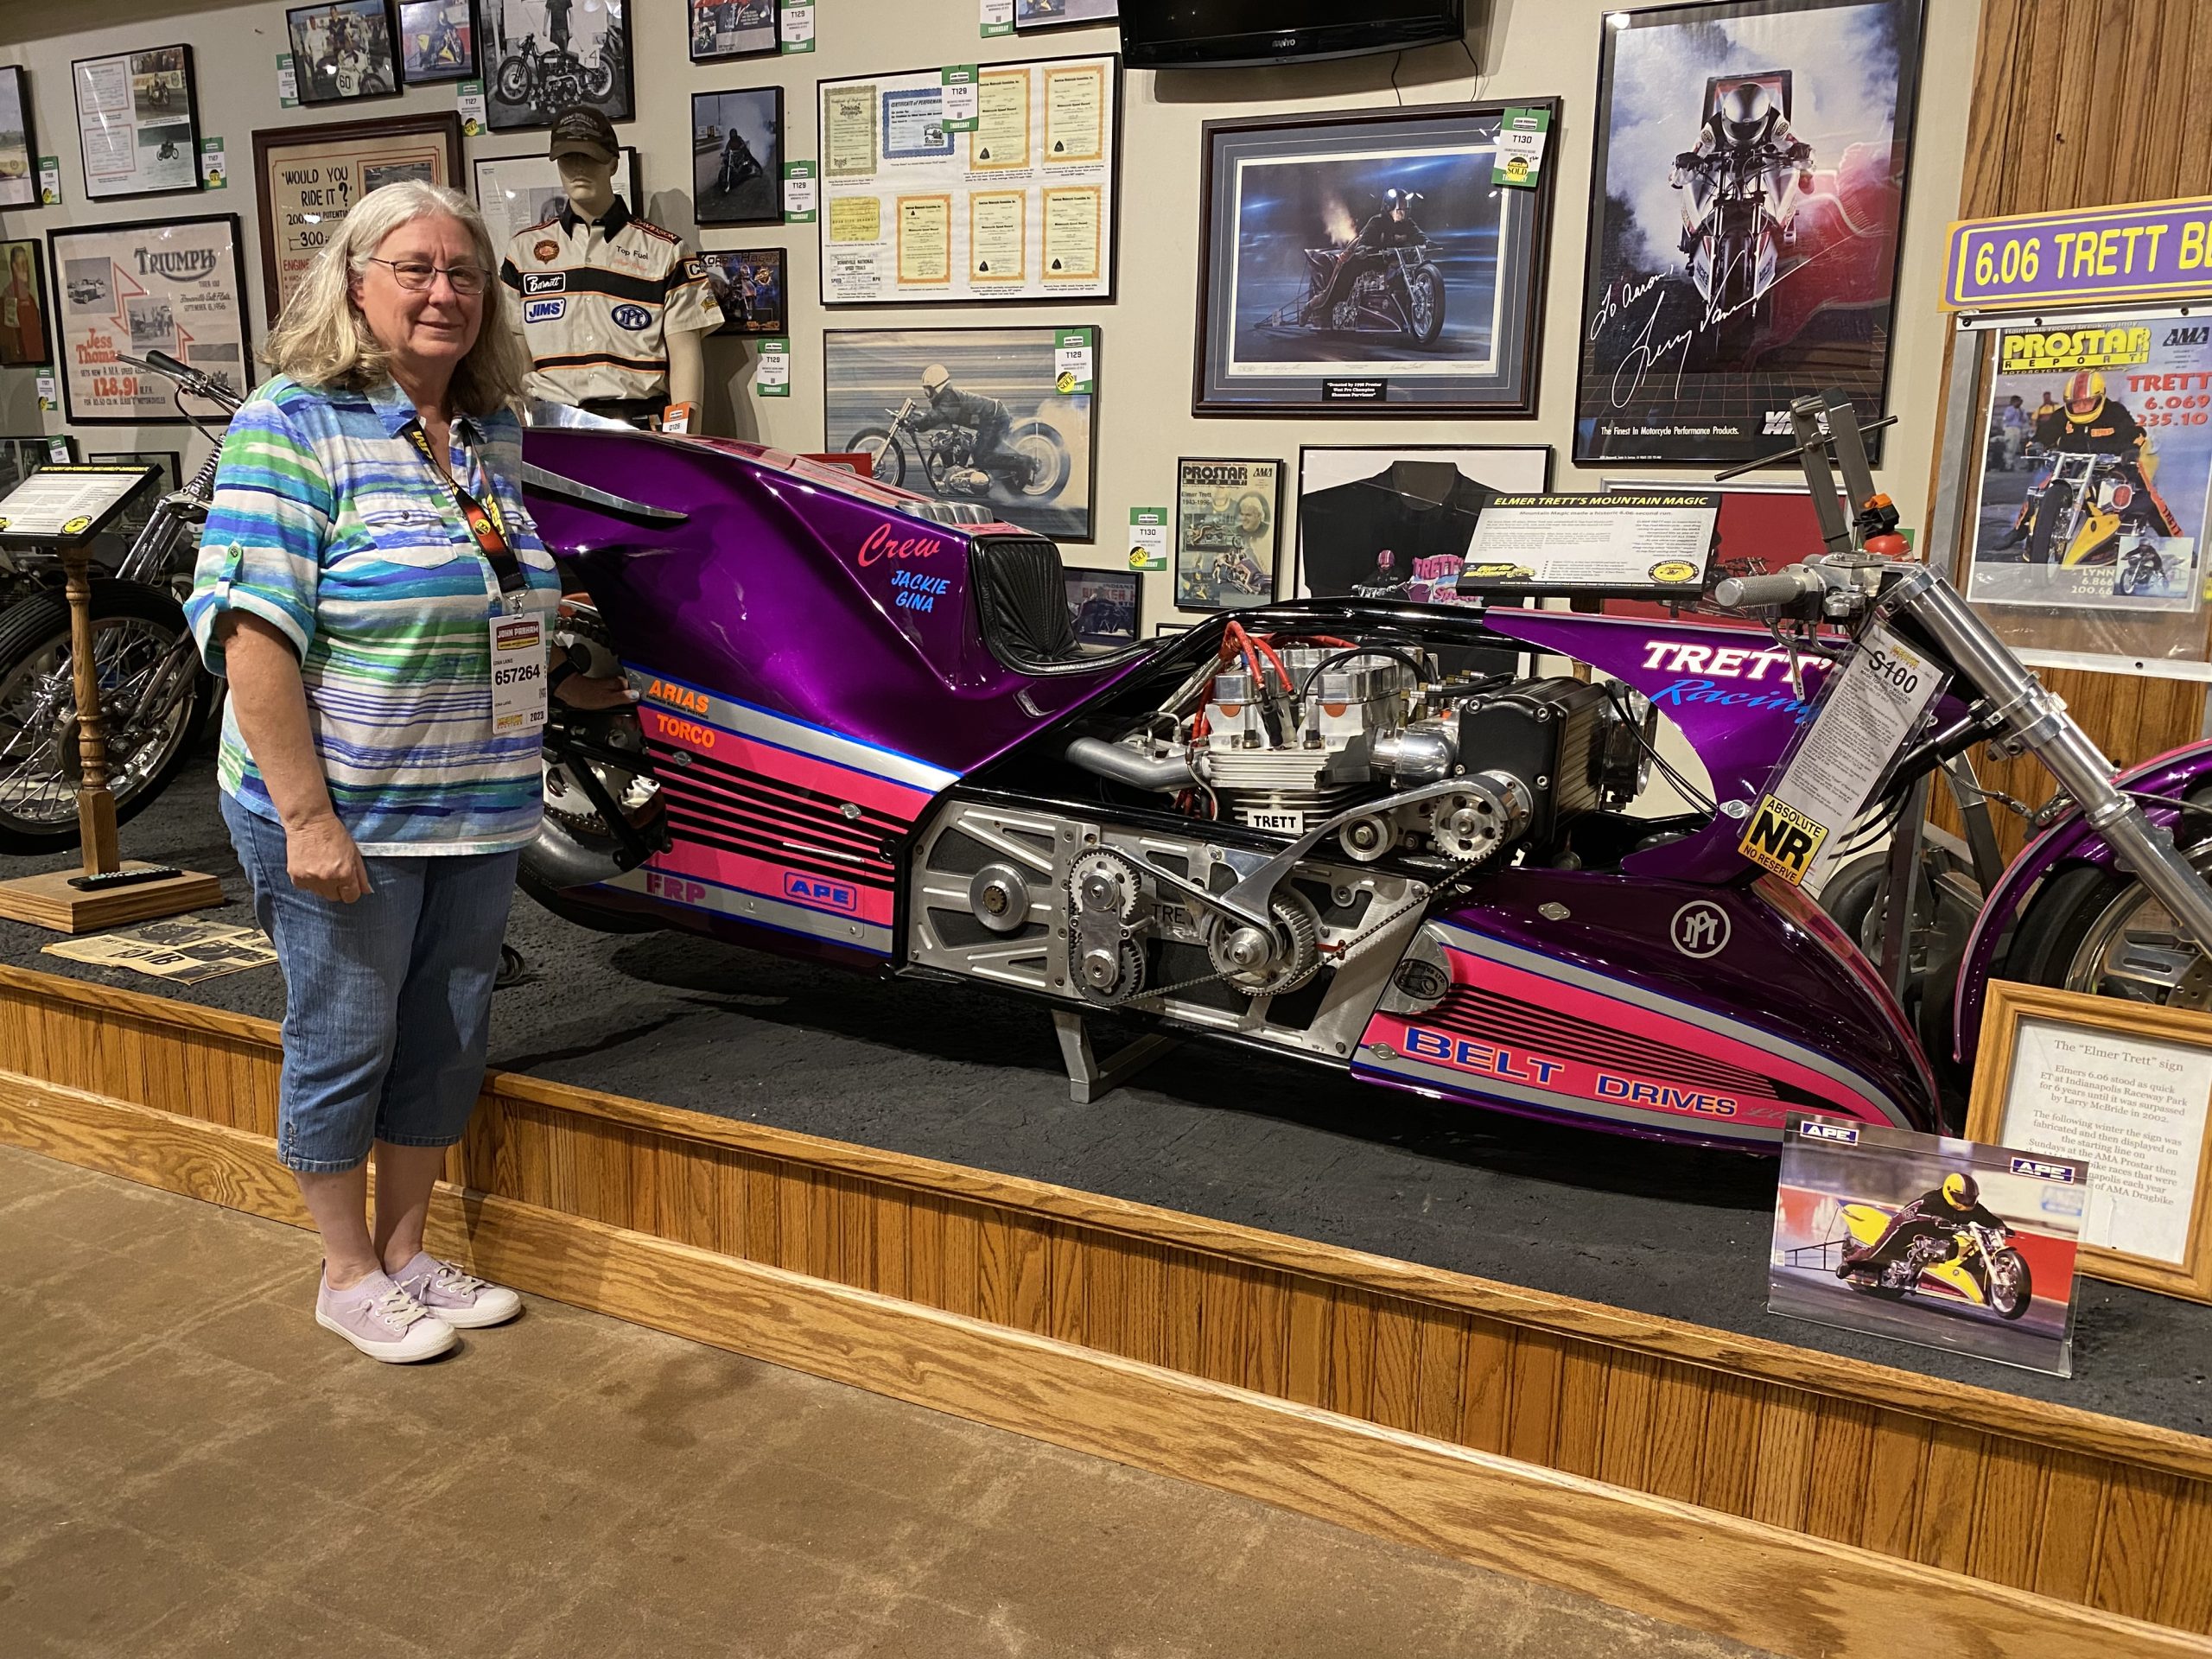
[{"x1": 1574, "y1": 0, "x2": 1925, "y2": 467}]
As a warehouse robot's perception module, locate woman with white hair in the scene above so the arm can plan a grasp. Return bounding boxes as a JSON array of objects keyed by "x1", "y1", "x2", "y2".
[{"x1": 186, "y1": 180, "x2": 628, "y2": 1361}]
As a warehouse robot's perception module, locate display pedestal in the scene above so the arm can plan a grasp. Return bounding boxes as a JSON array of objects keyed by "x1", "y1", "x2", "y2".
[{"x1": 0, "y1": 545, "x2": 220, "y2": 933}]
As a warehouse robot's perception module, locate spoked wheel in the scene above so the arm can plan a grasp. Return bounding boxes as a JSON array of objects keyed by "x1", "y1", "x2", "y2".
[
  {"x1": 1009, "y1": 423, "x2": 1070, "y2": 499},
  {"x1": 493, "y1": 54, "x2": 532, "y2": 103},
  {"x1": 0, "y1": 582, "x2": 213, "y2": 855},
  {"x1": 1403, "y1": 265, "x2": 1446, "y2": 347},
  {"x1": 846, "y1": 428, "x2": 905, "y2": 487}
]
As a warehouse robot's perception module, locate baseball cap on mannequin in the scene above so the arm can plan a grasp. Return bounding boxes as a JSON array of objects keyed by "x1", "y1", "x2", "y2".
[{"x1": 548, "y1": 106, "x2": 618, "y2": 164}]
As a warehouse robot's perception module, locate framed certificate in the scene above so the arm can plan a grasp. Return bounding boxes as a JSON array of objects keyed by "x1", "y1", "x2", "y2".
[
  {"x1": 1968, "y1": 980, "x2": 2212, "y2": 1304},
  {"x1": 251, "y1": 111, "x2": 466, "y2": 319}
]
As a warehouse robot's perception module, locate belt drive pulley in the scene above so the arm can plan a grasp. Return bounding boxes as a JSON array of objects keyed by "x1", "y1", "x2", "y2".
[{"x1": 1067, "y1": 848, "x2": 1147, "y2": 1003}]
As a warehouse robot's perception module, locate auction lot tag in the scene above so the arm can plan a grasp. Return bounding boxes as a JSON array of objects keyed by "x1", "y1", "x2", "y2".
[
  {"x1": 1739, "y1": 623, "x2": 1944, "y2": 889},
  {"x1": 489, "y1": 613, "x2": 547, "y2": 736}
]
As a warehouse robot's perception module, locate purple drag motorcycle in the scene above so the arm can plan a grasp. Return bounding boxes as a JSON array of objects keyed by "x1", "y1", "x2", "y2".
[{"x1": 515, "y1": 403, "x2": 2212, "y2": 1151}]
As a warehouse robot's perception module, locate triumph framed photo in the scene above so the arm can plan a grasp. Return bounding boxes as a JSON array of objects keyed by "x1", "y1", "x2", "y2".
[
  {"x1": 472, "y1": 145, "x2": 640, "y2": 251},
  {"x1": 46, "y1": 215, "x2": 251, "y2": 425},
  {"x1": 397, "y1": 0, "x2": 480, "y2": 84},
  {"x1": 1192, "y1": 99, "x2": 1558, "y2": 416},
  {"x1": 252, "y1": 112, "x2": 466, "y2": 320},
  {"x1": 1573, "y1": 0, "x2": 1927, "y2": 466},
  {"x1": 1294, "y1": 445, "x2": 1551, "y2": 602},
  {"x1": 697, "y1": 247, "x2": 785, "y2": 335},
  {"x1": 691, "y1": 87, "x2": 783, "y2": 228},
  {"x1": 483, "y1": 0, "x2": 632, "y2": 133},
  {"x1": 690, "y1": 0, "x2": 778, "y2": 61},
  {"x1": 286, "y1": 0, "x2": 403, "y2": 105},
  {"x1": 823, "y1": 325, "x2": 1097, "y2": 542},
  {"x1": 0, "y1": 67, "x2": 40, "y2": 209},
  {"x1": 71, "y1": 46, "x2": 201, "y2": 200},
  {"x1": 1174, "y1": 457, "x2": 1281, "y2": 610}
]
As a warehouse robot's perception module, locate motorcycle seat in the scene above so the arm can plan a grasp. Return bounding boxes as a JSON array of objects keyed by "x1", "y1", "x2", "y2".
[{"x1": 970, "y1": 535, "x2": 1147, "y2": 676}]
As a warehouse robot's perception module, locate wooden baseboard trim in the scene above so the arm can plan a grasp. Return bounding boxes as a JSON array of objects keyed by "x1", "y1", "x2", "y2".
[{"x1": 4, "y1": 1073, "x2": 2206, "y2": 1659}]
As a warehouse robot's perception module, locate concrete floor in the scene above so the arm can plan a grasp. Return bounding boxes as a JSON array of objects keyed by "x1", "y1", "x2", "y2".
[
  {"x1": 5, "y1": 752, "x2": 2207, "y2": 1433},
  {"x1": 0, "y1": 1144, "x2": 1778, "y2": 1659}
]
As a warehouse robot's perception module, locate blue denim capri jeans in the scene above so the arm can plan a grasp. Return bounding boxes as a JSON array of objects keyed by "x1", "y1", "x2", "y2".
[{"x1": 221, "y1": 791, "x2": 521, "y2": 1173}]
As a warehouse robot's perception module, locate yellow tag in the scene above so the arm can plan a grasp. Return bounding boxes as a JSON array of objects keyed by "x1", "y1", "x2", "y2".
[
  {"x1": 1649, "y1": 558, "x2": 1701, "y2": 584},
  {"x1": 60, "y1": 515, "x2": 90, "y2": 536},
  {"x1": 1738, "y1": 797, "x2": 1828, "y2": 884},
  {"x1": 1055, "y1": 371, "x2": 1077, "y2": 393}
]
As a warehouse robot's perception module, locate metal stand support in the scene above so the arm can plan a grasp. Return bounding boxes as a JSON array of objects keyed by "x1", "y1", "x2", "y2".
[{"x1": 1052, "y1": 1009, "x2": 1178, "y2": 1104}]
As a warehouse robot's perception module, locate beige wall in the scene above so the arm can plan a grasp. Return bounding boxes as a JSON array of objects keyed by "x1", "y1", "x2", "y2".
[{"x1": 0, "y1": 0, "x2": 1977, "y2": 624}]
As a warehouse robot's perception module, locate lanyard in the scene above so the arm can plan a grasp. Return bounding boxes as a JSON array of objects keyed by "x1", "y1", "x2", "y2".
[{"x1": 404, "y1": 425, "x2": 529, "y2": 604}]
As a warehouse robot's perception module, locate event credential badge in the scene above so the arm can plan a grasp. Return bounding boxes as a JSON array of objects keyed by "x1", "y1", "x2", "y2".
[{"x1": 489, "y1": 613, "x2": 547, "y2": 736}]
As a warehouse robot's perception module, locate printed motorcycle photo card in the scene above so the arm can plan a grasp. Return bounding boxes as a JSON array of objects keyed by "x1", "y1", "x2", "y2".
[{"x1": 1770, "y1": 1113, "x2": 2085, "y2": 1376}]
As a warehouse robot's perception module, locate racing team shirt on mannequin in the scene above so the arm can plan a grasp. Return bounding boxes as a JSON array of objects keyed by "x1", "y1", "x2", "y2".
[{"x1": 500, "y1": 195, "x2": 716, "y2": 410}]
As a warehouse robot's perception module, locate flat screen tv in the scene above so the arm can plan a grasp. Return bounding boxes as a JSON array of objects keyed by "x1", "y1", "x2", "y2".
[{"x1": 1120, "y1": 0, "x2": 1465, "y2": 67}]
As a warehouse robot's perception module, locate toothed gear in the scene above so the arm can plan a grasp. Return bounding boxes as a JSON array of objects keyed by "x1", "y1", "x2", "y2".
[
  {"x1": 1067, "y1": 848, "x2": 1145, "y2": 922},
  {"x1": 1204, "y1": 888, "x2": 1321, "y2": 996},
  {"x1": 1077, "y1": 939, "x2": 1147, "y2": 1005}
]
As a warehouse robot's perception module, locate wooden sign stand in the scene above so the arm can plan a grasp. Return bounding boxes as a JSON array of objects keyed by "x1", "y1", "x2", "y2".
[{"x1": 0, "y1": 542, "x2": 222, "y2": 933}]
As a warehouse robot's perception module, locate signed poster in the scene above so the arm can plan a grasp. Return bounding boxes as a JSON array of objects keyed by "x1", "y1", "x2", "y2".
[
  {"x1": 47, "y1": 215, "x2": 250, "y2": 424},
  {"x1": 252, "y1": 114, "x2": 463, "y2": 319},
  {"x1": 1573, "y1": 0, "x2": 1924, "y2": 466}
]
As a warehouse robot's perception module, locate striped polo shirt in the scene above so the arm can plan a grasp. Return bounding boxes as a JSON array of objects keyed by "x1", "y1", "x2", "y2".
[
  {"x1": 499, "y1": 196, "x2": 717, "y2": 405},
  {"x1": 185, "y1": 376, "x2": 563, "y2": 855}
]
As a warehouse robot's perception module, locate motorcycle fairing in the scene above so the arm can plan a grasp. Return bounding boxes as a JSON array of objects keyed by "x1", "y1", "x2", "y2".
[
  {"x1": 1356, "y1": 872, "x2": 1935, "y2": 1147},
  {"x1": 1953, "y1": 736, "x2": 2212, "y2": 1059}
]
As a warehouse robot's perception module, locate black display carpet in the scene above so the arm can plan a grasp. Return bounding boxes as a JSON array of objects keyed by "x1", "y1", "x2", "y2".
[{"x1": 6, "y1": 750, "x2": 2207, "y2": 1437}]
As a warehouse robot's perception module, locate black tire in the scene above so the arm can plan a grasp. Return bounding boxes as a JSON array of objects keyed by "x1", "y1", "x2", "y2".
[
  {"x1": 1008, "y1": 422, "x2": 1070, "y2": 500},
  {"x1": 1999, "y1": 861, "x2": 2143, "y2": 992},
  {"x1": 493, "y1": 54, "x2": 531, "y2": 103},
  {"x1": 847, "y1": 427, "x2": 905, "y2": 487},
  {"x1": 1989, "y1": 1249, "x2": 2033, "y2": 1320},
  {"x1": 1403, "y1": 264, "x2": 1447, "y2": 348},
  {"x1": 2026, "y1": 483, "x2": 2074, "y2": 565},
  {"x1": 0, "y1": 581, "x2": 213, "y2": 855}
]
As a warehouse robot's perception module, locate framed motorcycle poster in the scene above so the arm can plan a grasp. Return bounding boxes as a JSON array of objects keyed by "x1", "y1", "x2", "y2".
[
  {"x1": 45, "y1": 215, "x2": 251, "y2": 425},
  {"x1": 484, "y1": 0, "x2": 632, "y2": 133},
  {"x1": 697, "y1": 247, "x2": 785, "y2": 335},
  {"x1": 473, "y1": 145, "x2": 640, "y2": 251},
  {"x1": 0, "y1": 239, "x2": 50, "y2": 369},
  {"x1": 1294, "y1": 445, "x2": 1552, "y2": 602},
  {"x1": 691, "y1": 86, "x2": 783, "y2": 228},
  {"x1": 816, "y1": 53, "x2": 1121, "y2": 306},
  {"x1": 1192, "y1": 99, "x2": 1558, "y2": 416},
  {"x1": 71, "y1": 46, "x2": 201, "y2": 200},
  {"x1": 0, "y1": 67, "x2": 40, "y2": 210},
  {"x1": 397, "y1": 0, "x2": 481, "y2": 85},
  {"x1": 690, "y1": 0, "x2": 778, "y2": 62},
  {"x1": 1770, "y1": 1112, "x2": 2083, "y2": 1376},
  {"x1": 1174, "y1": 458, "x2": 1280, "y2": 610},
  {"x1": 1573, "y1": 0, "x2": 1927, "y2": 466},
  {"x1": 823, "y1": 325, "x2": 1097, "y2": 542},
  {"x1": 286, "y1": 0, "x2": 403, "y2": 105},
  {"x1": 1065, "y1": 565, "x2": 1140, "y2": 646},
  {"x1": 251, "y1": 112, "x2": 467, "y2": 320}
]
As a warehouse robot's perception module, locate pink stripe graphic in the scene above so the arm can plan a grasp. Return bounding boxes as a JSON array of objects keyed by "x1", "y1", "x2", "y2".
[
  {"x1": 649, "y1": 841, "x2": 894, "y2": 925},
  {"x1": 639, "y1": 703, "x2": 937, "y2": 822}
]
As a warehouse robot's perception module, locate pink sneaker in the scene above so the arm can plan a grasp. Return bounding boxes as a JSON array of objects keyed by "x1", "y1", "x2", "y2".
[
  {"x1": 315, "y1": 1268, "x2": 457, "y2": 1363},
  {"x1": 391, "y1": 1252, "x2": 523, "y2": 1330}
]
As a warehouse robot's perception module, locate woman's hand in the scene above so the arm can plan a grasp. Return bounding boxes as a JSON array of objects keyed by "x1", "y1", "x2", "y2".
[
  {"x1": 287, "y1": 813, "x2": 373, "y2": 903},
  {"x1": 555, "y1": 674, "x2": 641, "y2": 712}
]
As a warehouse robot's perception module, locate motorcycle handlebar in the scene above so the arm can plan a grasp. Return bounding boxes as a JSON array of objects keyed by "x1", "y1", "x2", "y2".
[{"x1": 1713, "y1": 569, "x2": 1825, "y2": 609}]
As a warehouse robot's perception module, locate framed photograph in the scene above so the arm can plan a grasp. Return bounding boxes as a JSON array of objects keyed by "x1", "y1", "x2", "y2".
[
  {"x1": 817, "y1": 53, "x2": 1121, "y2": 306},
  {"x1": 252, "y1": 113, "x2": 466, "y2": 320},
  {"x1": 0, "y1": 239, "x2": 50, "y2": 368},
  {"x1": 0, "y1": 67, "x2": 39, "y2": 209},
  {"x1": 286, "y1": 1, "x2": 403, "y2": 105},
  {"x1": 1294, "y1": 446, "x2": 1552, "y2": 602},
  {"x1": 48, "y1": 215, "x2": 251, "y2": 425},
  {"x1": 397, "y1": 0, "x2": 480, "y2": 83},
  {"x1": 692, "y1": 87, "x2": 784, "y2": 228},
  {"x1": 1065, "y1": 565, "x2": 1140, "y2": 646},
  {"x1": 483, "y1": 0, "x2": 632, "y2": 132},
  {"x1": 0, "y1": 437, "x2": 53, "y2": 497},
  {"x1": 1969, "y1": 982, "x2": 2212, "y2": 1305},
  {"x1": 697, "y1": 247, "x2": 785, "y2": 336},
  {"x1": 823, "y1": 325, "x2": 1097, "y2": 542},
  {"x1": 1194, "y1": 99, "x2": 1557, "y2": 416},
  {"x1": 87, "y1": 449, "x2": 181, "y2": 555},
  {"x1": 1574, "y1": 0, "x2": 1926, "y2": 466},
  {"x1": 1017, "y1": 0, "x2": 1119, "y2": 29},
  {"x1": 1174, "y1": 458, "x2": 1280, "y2": 610},
  {"x1": 72, "y1": 46, "x2": 200, "y2": 200},
  {"x1": 1770, "y1": 1111, "x2": 2083, "y2": 1376},
  {"x1": 690, "y1": 0, "x2": 778, "y2": 61},
  {"x1": 474, "y1": 146, "x2": 641, "y2": 252}
]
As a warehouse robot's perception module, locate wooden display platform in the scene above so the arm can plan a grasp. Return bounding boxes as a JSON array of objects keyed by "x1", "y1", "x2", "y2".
[
  {"x1": 3, "y1": 962, "x2": 2210, "y2": 1656},
  {"x1": 0, "y1": 863, "x2": 224, "y2": 933}
]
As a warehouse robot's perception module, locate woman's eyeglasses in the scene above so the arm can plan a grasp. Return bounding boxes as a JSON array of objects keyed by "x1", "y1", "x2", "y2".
[{"x1": 366, "y1": 257, "x2": 490, "y2": 296}]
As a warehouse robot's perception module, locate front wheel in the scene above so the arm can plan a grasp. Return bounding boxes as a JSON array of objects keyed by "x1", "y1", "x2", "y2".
[
  {"x1": 846, "y1": 427, "x2": 906, "y2": 487},
  {"x1": 0, "y1": 582, "x2": 213, "y2": 855},
  {"x1": 1401, "y1": 264, "x2": 1446, "y2": 348},
  {"x1": 493, "y1": 54, "x2": 531, "y2": 104},
  {"x1": 2025, "y1": 482, "x2": 2075, "y2": 565},
  {"x1": 1999, "y1": 819, "x2": 2212, "y2": 1012},
  {"x1": 1988, "y1": 1249, "x2": 2033, "y2": 1320}
]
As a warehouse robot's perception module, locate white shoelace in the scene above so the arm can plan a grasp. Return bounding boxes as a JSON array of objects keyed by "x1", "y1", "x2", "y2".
[
  {"x1": 372, "y1": 1286, "x2": 431, "y2": 1330},
  {"x1": 429, "y1": 1262, "x2": 486, "y2": 1297}
]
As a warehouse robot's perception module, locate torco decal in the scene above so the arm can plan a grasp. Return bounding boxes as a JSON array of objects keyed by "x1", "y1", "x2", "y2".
[
  {"x1": 524, "y1": 297, "x2": 566, "y2": 323},
  {"x1": 610, "y1": 303, "x2": 652, "y2": 331},
  {"x1": 521, "y1": 271, "x2": 566, "y2": 295},
  {"x1": 647, "y1": 709, "x2": 716, "y2": 750},
  {"x1": 855, "y1": 522, "x2": 942, "y2": 566},
  {"x1": 783, "y1": 873, "x2": 859, "y2": 914},
  {"x1": 532, "y1": 239, "x2": 559, "y2": 263}
]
